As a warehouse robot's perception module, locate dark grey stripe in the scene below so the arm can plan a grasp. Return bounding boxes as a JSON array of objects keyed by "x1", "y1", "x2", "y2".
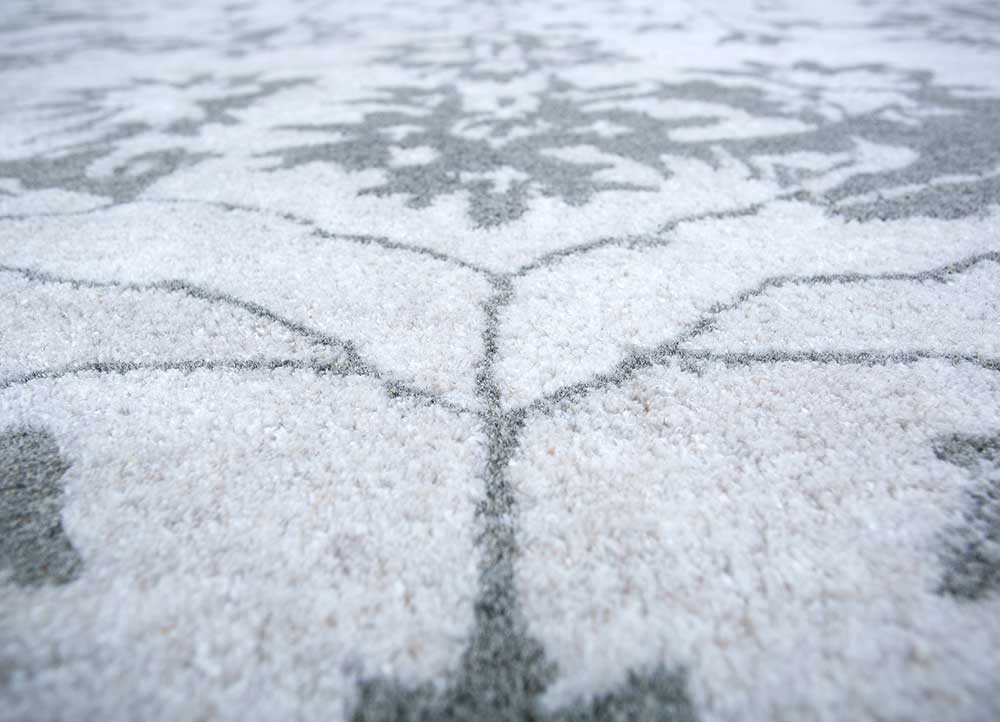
[
  {"x1": 0, "y1": 263, "x2": 371, "y2": 376},
  {"x1": 0, "y1": 358, "x2": 471, "y2": 415},
  {"x1": 526, "y1": 251, "x2": 1000, "y2": 413},
  {"x1": 349, "y1": 252, "x2": 699, "y2": 720}
]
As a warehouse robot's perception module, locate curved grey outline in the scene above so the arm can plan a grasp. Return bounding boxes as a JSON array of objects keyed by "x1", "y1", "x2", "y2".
[
  {"x1": 0, "y1": 358, "x2": 473, "y2": 416},
  {"x1": 3, "y1": 204, "x2": 999, "y2": 720},
  {"x1": 521, "y1": 251, "x2": 1000, "y2": 414},
  {"x1": 0, "y1": 193, "x2": 791, "y2": 277},
  {"x1": 0, "y1": 263, "x2": 370, "y2": 373}
]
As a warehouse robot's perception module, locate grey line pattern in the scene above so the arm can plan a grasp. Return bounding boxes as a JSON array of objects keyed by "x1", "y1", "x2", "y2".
[
  {"x1": 0, "y1": 359, "x2": 351, "y2": 392},
  {"x1": 0, "y1": 358, "x2": 473, "y2": 416},
  {"x1": 0, "y1": 193, "x2": 777, "y2": 278},
  {"x1": 7, "y1": 247, "x2": 997, "y2": 419},
  {"x1": 349, "y1": 241, "x2": 700, "y2": 722},
  {"x1": 4, "y1": 2, "x2": 1000, "y2": 719},
  {"x1": 0, "y1": 264, "x2": 370, "y2": 375},
  {"x1": 509, "y1": 198, "x2": 777, "y2": 276},
  {"x1": 0, "y1": 198, "x2": 498, "y2": 278},
  {"x1": 524, "y1": 251, "x2": 1000, "y2": 413}
]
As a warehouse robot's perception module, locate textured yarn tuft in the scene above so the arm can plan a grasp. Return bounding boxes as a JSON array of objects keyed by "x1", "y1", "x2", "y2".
[{"x1": 1, "y1": 2, "x2": 999, "y2": 721}]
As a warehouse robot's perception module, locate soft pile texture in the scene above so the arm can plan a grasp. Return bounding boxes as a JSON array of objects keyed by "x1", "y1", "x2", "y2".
[{"x1": 1, "y1": 1, "x2": 999, "y2": 721}]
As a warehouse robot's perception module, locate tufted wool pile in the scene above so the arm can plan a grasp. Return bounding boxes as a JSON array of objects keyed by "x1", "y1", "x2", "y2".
[{"x1": 2, "y1": 1, "x2": 1000, "y2": 721}]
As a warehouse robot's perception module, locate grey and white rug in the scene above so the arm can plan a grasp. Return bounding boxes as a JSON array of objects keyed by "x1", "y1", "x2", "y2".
[{"x1": 2, "y1": 1, "x2": 1000, "y2": 720}]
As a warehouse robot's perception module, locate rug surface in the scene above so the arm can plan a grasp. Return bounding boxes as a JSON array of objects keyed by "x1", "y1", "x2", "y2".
[{"x1": 2, "y1": 1, "x2": 1000, "y2": 720}]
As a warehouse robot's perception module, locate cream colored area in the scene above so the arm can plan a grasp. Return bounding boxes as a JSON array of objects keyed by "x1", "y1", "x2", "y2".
[
  {"x1": 496, "y1": 203, "x2": 1000, "y2": 407},
  {"x1": 0, "y1": 370, "x2": 485, "y2": 722},
  {"x1": 513, "y1": 360, "x2": 1000, "y2": 722},
  {"x1": 0, "y1": 273, "x2": 348, "y2": 380},
  {"x1": 0, "y1": 202, "x2": 491, "y2": 407},
  {"x1": 687, "y1": 261, "x2": 1000, "y2": 355}
]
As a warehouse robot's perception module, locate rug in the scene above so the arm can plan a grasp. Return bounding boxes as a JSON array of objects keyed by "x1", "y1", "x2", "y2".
[{"x1": 1, "y1": 1, "x2": 999, "y2": 720}]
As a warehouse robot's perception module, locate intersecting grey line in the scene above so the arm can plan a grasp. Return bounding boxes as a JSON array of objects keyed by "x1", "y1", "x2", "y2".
[
  {"x1": 6, "y1": 246, "x2": 998, "y2": 445},
  {"x1": 3, "y1": 243, "x2": 994, "y2": 722},
  {"x1": 508, "y1": 198, "x2": 777, "y2": 276},
  {"x1": 0, "y1": 262, "x2": 371, "y2": 369},
  {"x1": 4, "y1": 5, "x2": 1000, "y2": 720},
  {"x1": 527, "y1": 349, "x2": 1000, "y2": 417},
  {"x1": 3, "y1": 155, "x2": 996, "y2": 722},
  {"x1": 675, "y1": 251, "x2": 1000, "y2": 342},
  {"x1": 2, "y1": 192, "x2": 799, "y2": 279},
  {"x1": 0, "y1": 198, "x2": 498, "y2": 278},
  {"x1": 348, "y1": 274, "x2": 566, "y2": 721},
  {"x1": 0, "y1": 239, "x2": 693, "y2": 717},
  {"x1": 521, "y1": 250, "x2": 1000, "y2": 414},
  {"x1": 0, "y1": 264, "x2": 493, "y2": 412},
  {"x1": 0, "y1": 186, "x2": 904, "y2": 282},
  {"x1": 135, "y1": 197, "x2": 500, "y2": 278},
  {"x1": 0, "y1": 358, "x2": 473, "y2": 416},
  {"x1": 0, "y1": 187, "x2": 873, "y2": 282},
  {"x1": 344, "y1": 202, "x2": 1000, "y2": 720},
  {"x1": 5, "y1": 249, "x2": 996, "y2": 453},
  {"x1": 348, "y1": 239, "x2": 699, "y2": 722},
  {"x1": 311, "y1": 228, "x2": 496, "y2": 277},
  {"x1": 326, "y1": 11, "x2": 701, "y2": 711}
]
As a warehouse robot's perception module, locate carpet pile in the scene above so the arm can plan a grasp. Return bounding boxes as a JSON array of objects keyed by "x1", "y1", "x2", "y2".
[{"x1": 1, "y1": 1, "x2": 999, "y2": 720}]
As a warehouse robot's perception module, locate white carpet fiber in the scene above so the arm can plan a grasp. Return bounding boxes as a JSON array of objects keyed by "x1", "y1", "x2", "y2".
[{"x1": 1, "y1": 1, "x2": 999, "y2": 721}]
